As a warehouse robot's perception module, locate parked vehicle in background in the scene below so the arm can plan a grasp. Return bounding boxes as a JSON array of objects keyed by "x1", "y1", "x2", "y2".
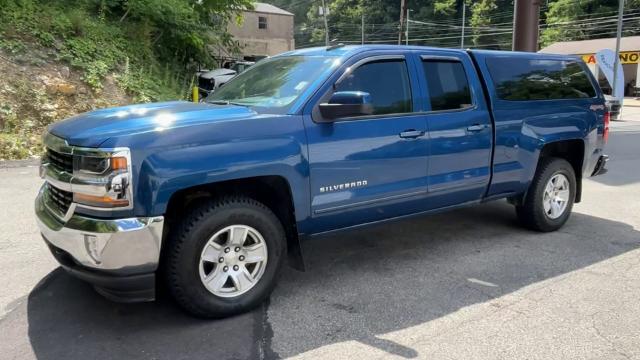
[
  {"x1": 604, "y1": 95, "x2": 622, "y2": 120},
  {"x1": 197, "y1": 61, "x2": 255, "y2": 99},
  {"x1": 36, "y1": 45, "x2": 609, "y2": 319}
]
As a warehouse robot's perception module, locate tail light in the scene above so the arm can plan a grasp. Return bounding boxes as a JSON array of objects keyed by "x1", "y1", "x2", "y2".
[{"x1": 603, "y1": 111, "x2": 610, "y2": 143}]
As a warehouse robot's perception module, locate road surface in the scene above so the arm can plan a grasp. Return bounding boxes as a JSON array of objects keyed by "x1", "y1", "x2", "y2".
[{"x1": 1, "y1": 106, "x2": 639, "y2": 359}]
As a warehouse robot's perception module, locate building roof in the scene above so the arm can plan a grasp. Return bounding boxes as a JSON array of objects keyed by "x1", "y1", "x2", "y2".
[
  {"x1": 251, "y1": 2, "x2": 294, "y2": 16},
  {"x1": 539, "y1": 36, "x2": 640, "y2": 55}
]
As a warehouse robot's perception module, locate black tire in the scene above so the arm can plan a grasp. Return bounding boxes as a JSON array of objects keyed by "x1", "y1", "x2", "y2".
[
  {"x1": 516, "y1": 157, "x2": 576, "y2": 232},
  {"x1": 164, "y1": 196, "x2": 286, "y2": 318}
]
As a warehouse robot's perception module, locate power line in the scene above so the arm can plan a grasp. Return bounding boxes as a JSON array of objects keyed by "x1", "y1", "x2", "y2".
[
  {"x1": 295, "y1": 9, "x2": 640, "y2": 35},
  {"x1": 292, "y1": 1, "x2": 640, "y2": 49}
]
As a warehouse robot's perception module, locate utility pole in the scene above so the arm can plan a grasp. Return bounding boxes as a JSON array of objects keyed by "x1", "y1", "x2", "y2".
[
  {"x1": 361, "y1": 12, "x2": 365, "y2": 45},
  {"x1": 320, "y1": 0, "x2": 329, "y2": 46},
  {"x1": 460, "y1": 2, "x2": 466, "y2": 48},
  {"x1": 512, "y1": 0, "x2": 541, "y2": 52},
  {"x1": 405, "y1": 9, "x2": 412, "y2": 45},
  {"x1": 398, "y1": 0, "x2": 406, "y2": 45},
  {"x1": 612, "y1": 0, "x2": 625, "y2": 99}
]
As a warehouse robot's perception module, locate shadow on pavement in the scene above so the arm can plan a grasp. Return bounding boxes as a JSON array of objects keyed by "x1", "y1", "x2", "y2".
[
  {"x1": 22, "y1": 202, "x2": 640, "y2": 359},
  {"x1": 24, "y1": 269, "x2": 266, "y2": 360}
]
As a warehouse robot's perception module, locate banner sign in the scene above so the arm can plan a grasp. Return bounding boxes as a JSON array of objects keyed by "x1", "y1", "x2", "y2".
[
  {"x1": 595, "y1": 49, "x2": 624, "y2": 100},
  {"x1": 582, "y1": 51, "x2": 640, "y2": 64}
]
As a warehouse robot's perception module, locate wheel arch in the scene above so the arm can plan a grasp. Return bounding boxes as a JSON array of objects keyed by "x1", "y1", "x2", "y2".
[
  {"x1": 510, "y1": 138, "x2": 586, "y2": 206},
  {"x1": 163, "y1": 175, "x2": 305, "y2": 271},
  {"x1": 537, "y1": 139, "x2": 585, "y2": 203}
]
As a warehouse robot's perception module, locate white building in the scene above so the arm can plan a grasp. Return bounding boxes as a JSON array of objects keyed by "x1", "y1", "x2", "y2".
[{"x1": 540, "y1": 36, "x2": 640, "y2": 97}]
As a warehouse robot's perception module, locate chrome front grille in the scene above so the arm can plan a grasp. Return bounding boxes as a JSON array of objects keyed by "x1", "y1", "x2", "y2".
[
  {"x1": 46, "y1": 148, "x2": 73, "y2": 173},
  {"x1": 46, "y1": 183, "x2": 73, "y2": 216}
]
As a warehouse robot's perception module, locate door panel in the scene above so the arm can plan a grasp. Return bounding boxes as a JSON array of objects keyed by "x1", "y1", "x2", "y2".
[
  {"x1": 425, "y1": 109, "x2": 492, "y2": 200},
  {"x1": 304, "y1": 55, "x2": 429, "y2": 233},
  {"x1": 415, "y1": 53, "x2": 493, "y2": 207}
]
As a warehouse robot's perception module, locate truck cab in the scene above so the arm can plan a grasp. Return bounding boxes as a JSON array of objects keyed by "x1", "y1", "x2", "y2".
[{"x1": 36, "y1": 45, "x2": 609, "y2": 318}]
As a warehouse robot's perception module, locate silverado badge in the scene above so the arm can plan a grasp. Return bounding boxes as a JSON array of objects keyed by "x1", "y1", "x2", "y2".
[{"x1": 320, "y1": 180, "x2": 368, "y2": 193}]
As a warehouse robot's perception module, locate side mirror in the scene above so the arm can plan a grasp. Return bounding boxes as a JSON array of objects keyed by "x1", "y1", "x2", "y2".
[{"x1": 318, "y1": 91, "x2": 373, "y2": 121}]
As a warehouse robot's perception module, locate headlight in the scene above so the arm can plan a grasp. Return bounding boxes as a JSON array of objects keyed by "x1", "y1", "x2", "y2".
[
  {"x1": 72, "y1": 148, "x2": 133, "y2": 209},
  {"x1": 77, "y1": 156, "x2": 111, "y2": 174}
]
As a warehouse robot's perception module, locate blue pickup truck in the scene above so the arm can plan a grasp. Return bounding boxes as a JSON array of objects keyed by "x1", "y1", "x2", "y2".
[{"x1": 36, "y1": 45, "x2": 609, "y2": 318}]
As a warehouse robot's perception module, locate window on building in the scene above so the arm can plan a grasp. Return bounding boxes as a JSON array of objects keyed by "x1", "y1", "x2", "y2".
[
  {"x1": 487, "y1": 58, "x2": 596, "y2": 101},
  {"x1": 422, "y1": 60, "x2": 473, "y2": 111},
  {"x1": 335, "y1": 59, "x2": 412, "y2": 115},
  {"x1": 258, "y1": 16, "x2": 267, "y2": 29}
]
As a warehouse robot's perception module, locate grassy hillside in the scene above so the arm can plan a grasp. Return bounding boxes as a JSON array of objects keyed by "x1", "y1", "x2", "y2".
[{"x1": 0, "y1": 0, "x2": 249, "y2": 160}]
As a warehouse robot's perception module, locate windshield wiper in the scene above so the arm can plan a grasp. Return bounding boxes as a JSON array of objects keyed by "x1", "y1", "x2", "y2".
[{"x1": 206, "y1": 100, "x2": 248, "y2": 107}]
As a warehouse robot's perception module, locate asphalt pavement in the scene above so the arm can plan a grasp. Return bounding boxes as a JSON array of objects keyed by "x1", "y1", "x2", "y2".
[{"x1": 1, "y1": 107, "x2": 639, "y2": 359}]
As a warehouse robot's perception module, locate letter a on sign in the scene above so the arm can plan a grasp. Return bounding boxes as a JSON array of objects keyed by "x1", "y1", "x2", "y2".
[{"x1": 595, "y1": 49, "x2": 624, "y2": 100}]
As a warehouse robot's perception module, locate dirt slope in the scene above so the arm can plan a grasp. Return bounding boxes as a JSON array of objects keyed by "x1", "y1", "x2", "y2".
[{"x1": 0, "y1": 48, "x2": 134, "y2": 160}]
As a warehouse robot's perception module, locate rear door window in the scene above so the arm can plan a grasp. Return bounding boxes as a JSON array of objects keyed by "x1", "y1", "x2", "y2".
[
  {"x1": 421, "y1": 60, "x2": 473, "y2": 111},
  {"x1": 487, "y1": 58, "x2": 596, "y2": 101},
  {"x1": 335, "y1": 59, "x2": 412, "y2": 115}
]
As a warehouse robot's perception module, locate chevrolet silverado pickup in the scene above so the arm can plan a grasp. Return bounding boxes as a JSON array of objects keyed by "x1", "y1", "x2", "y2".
[{"x1": 36, "y1": 45, "x2": 609, "y2": 318}]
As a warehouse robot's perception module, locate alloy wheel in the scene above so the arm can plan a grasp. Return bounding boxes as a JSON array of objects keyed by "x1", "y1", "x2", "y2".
[
  {"x1": 542, "y1": 173, "x2": 571, "y2": 220},
  {"x1": 198, "y1": 225, "x2": 268, "y2": 298}
]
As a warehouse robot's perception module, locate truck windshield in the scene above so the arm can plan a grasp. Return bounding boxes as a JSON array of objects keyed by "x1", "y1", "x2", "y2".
[{"x1": 207, "y1": 56, "x2": 338, "y2": 113}]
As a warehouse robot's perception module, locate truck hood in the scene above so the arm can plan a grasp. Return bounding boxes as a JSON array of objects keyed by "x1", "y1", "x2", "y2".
[{"x1": 48, "y1": 101, "x2": 258, "y2": 147}]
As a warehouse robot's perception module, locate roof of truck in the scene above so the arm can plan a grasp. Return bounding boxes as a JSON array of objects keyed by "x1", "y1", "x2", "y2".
[
  {"x1": 278, "y1": 45, "x2": 466, "y2": 57},
  {"x1": 470, "y1": 48, "x2": 582, "y2": 60},
  {"x1": 280, "y1": 45, "x2": 582, "y2": 61}
]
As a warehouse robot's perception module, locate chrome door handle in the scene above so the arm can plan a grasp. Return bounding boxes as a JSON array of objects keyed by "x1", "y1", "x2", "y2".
[
  {"x1": 466, "y1": 124, "x2": 487, "y2": 132},
  {"x1": 399, "y1": 130, "x2": 425, "y2": 139}
]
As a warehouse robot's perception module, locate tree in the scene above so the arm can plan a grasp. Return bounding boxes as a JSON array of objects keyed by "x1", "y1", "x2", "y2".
[
  {"x1": 279, "y1": 0, "x2": 640, "y2": 50},
  {"x1": 103, "y1": 0, "x2": 253, "y2": 63},
  {"x1": 433, "y1": 0, "x2": 457, "y2": 16},
  {"x1": 541, "y1": 0, "x2": 640, "y2": 47},
  {"x1": 469, "y1": 0, "x2": 514, "y2": 49},
  {"x1": 541, "y1": 0, "x2": 597, "y2": 46}
]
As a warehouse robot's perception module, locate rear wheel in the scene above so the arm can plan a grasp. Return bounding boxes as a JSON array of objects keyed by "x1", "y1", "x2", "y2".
[
  {"x1": 516, "y1": 157, "x2": 576, "y2": 232},
  {"x1": 165, "y1": 196, "x2": 286, "y2": 318}
]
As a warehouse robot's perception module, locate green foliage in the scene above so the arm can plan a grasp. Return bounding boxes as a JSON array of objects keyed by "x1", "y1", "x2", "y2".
[
  {"x1": 0, "y1": 78, "x2": 51, "y2": 159},
  {"x1": 117, "y1": 61, "x2": 192, "y2": 102},
  {"x1": 0, "y1": 0, "x2": 252, "y2": 99},
  {"x1": 0, "y1": 0, "x2": 253, "y2": 159},
  {"x1": 305, "y1": 0, "x2": 366, "y2": 44},
  {"x1": 541, "y1": 0, "x2": 640, "y2": 46},
  {"x1": 433, "y1": 0, "x2": 457, "y2": 16},
  {"x1": 469, "y1": 0, "x2": 500, "y2": 46},
  {"x1": 58, "y1": 21, "x2": 128, "y2": 89},
  {"x1": 0, "y1": 133, "x2": 31, "y2": 160},
  {"x1": 287, "y1": 0, "x2": 513, "y2": 49},
  {"x1": 542, "y1": 0, "x2": 596, "y2": 46},
  {"x1": 0, "y1": 38, "x2": 27, "y2": 54},
  {"x1": 283, "y1": 0, "x2": 634, "y2": 50}
]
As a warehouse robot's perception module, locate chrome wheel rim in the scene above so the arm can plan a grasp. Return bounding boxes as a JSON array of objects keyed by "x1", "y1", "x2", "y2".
[
  {"x1": 199, "y1": 225, "x2": 268, "y2": 298},
  {"x1": 543, "y1": 173, "x2": 570, "y2": 220}
]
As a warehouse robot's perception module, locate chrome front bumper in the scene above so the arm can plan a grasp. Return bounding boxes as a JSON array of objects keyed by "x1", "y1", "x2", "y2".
[{"x1": 35, "y1": 185, "x2": 164, "y2": 275}]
